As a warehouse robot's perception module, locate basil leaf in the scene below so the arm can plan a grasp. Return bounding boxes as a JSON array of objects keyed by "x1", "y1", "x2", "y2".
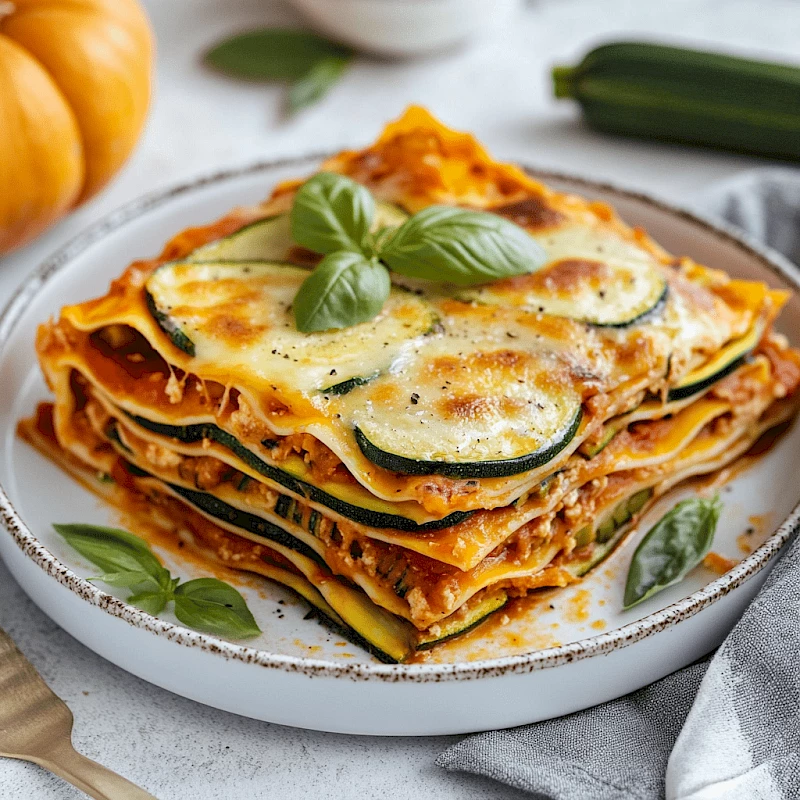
[
  {"x1": 90, "y1": 570, "x2": 161, "y2": 590},
  {"x1": 173, "y1": 578, "x2": 261, "y2": 639},
  {"x1": 380, "y1": 205, "x2": 547, "y2": 285},
  {"x1": 291, "y1": 172, "x2": 375, "y2": 255},
  {"x1": 204, "y1": 29, "x2": 351, "y2": 82},
  {"x1": 54, "y1": 523, "x2": 170, "y2": 590},
  {"x1": 293, "y1": 251, "x2": 390, "y2": 333},
  {"x1": 623, "y1": 494, "x2": 722, "y2": 609},
  {"x1": 288, "y1": 56, "x2": 350, "y2": 113},
  {"x1": 54, "y1": 523, "x2": 153, "y2": 553},
  {"x1": 128, "y1": 591, "x2": 169, "y2": 616}
]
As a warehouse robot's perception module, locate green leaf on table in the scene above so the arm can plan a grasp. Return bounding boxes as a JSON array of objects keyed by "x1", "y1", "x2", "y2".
[
  {"x1": 291, "y1": 172, "x2": 375, "y2": 255},
  {"x1": 53, "y1": 523, "x2": 170, "y2": 591},
  {"x1": 293, "y1": 251, "x2": 391, "y2": 333},
  {"x1": 379, "y1": 205, "x2": 548, "y2": 285},
  {"x1": 173, "y1": 578, "x2": 261, "y2": 639},
  {"x1": 623, "y1": 494, "x2": 722, "y2": 609},
  {"x1": 288, "y1": 56, "x2": 350, "y2": 113},
  {"x1": 205, "y1": 29, "x2": 351, "y2": 80},
  {"x1": 204, "y1": 29, "x2": 352, "y2": 112}
]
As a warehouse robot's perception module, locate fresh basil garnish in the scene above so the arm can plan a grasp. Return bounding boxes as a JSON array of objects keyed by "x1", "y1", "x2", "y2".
[
  {"x1": 623, "y1": 494, "x2": 722, "y2": 609},
  {"x1": 291, "y1": 173, "x2": 376, "y2": 255},
  {"x1": 55, "y1": 523, "x2": 262, "y2": 640},
  {"x1": 294, "y1": 251, "x2": 390, "y2": 333},
  {"x1": 288, "y1": 174, "x2": 547, "y2": 331},
  {"x1": 173, "y1": 578, "x2": 261, "y2": 639},
  {"x1": 204, "y1": 29, "x2": 352, "y2": 113},
  {"x1": 380, "y1": 205, "x2": 547, "y2": 285},
  {"x1": 53, "y1": 523, "x2": 171, "y2": 594}
]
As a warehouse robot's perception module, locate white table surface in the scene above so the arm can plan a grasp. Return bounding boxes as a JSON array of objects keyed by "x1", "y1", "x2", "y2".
[{"x1": 1, "y1": 0, "x2": 798, "y2": 796}]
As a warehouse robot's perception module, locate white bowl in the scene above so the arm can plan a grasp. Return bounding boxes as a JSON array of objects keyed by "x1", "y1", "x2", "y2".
[{"x1": 288, "y1": 0, "x2": 524, "y2": 57}]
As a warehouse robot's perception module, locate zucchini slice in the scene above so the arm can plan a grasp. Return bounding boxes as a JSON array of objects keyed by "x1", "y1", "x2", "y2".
[
  {"x1": 416, "y1": 588, "x2": 508, "y2": 649},
  {"x1": 322, "y1": 372, "x2": 381, "y2": 396},
  {"x1": 189, "y1": 215, "x2": 292, "y2": 263},
  {"x1": 579, "y1": 419, "x2": 625, "y2": 459},
  {"x1": 144, "y1": 260, "x2": 439, "y2": 396},
  {"x1": 144, "y1": 290, "x2": 196, "y2": 357},
  {"x1": 168, "y1": 481, "x2": 324, "y2": 564},
  {"x1": 571, "y1": 486, "x2": 655, "y2": 575},
  {"x1": 347, "y1": 339, "x2": 584, "y2": 478},
  {"x1": 668, "y1": 323, "x2": 762, "y2": 401},
  {"x1": 122, "y1": 411, "x2": 473, "y2": 531},
  {"x1": 354, "y1": 411, "x2": 581, "y2": 479},
  {"x1": 188, "y1": 202, "x2": 409, "y2": 263},
  {"x1": 318, "y1": 579, "x2": 416, "y2": 663},
  {"x1": 460, "y1": 260, "x2": 667, "y2": 327},
  {"x1": 457, "y1": 222, "x2": 668, "y2": 326},
  {"x1": 594, "y1": 487, "x2": 653, "y2": 543}
]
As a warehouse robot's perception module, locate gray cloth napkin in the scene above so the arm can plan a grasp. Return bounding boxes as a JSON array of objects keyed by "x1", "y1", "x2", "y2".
[{"x1": 437, "y1": 168, "x2": 800, "y2": 800}]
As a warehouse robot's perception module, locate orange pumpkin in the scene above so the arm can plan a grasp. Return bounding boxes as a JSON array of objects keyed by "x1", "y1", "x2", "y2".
[{"x1": 0, "y1": 0, "x2": 153, "y2": 254}]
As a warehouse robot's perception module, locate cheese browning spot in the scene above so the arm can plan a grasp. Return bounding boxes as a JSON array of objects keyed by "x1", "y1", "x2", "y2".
[
  {"x1": 495, "y1": 259, "x2": 613, "y2": 297},
  {"x1": 492, "y1": 197, "x2": 566, "y2": 231}
]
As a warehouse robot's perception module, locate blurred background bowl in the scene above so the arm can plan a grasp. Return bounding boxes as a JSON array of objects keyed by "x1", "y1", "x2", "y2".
[{"x1": 288, "y1": 0, "x2": 524, "y2": 57}]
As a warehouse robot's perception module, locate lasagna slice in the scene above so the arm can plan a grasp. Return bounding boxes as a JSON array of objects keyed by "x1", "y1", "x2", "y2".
[{"x1": 21, "y1": 108, "x2": 800, "y2": 662}]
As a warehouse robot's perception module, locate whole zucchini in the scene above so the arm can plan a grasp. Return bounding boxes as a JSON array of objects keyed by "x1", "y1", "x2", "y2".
[{"x1": 552, "y1": 42, "x2": 800, "y2": 160}]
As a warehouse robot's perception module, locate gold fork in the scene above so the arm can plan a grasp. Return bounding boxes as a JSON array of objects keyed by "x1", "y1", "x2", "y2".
[{"x1": 0, "y1": 625, "x2": 158, "y2": 799}]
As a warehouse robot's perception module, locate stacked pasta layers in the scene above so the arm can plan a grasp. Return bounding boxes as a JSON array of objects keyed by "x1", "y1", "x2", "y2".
[{"x1": 24, "y1": 108, "x2": 800, "y2": 662}]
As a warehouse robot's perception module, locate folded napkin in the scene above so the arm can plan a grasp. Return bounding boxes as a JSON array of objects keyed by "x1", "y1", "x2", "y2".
[{"x1": 437, "y1": 168, "x2": 800, "y2": 800}]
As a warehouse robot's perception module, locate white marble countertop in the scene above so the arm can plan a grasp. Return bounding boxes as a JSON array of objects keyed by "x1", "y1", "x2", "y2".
[{"x1": 1, "y1": 0, "x2": 798, "y2": 796}]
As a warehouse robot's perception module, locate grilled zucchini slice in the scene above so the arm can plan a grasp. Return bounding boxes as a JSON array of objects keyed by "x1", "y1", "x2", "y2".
[
  {"x1": 595, "y1": 487, "x2": 653, "y2": 543},
  {"x1": 460, "y1": 260, "x2": 666, "y2": 327},
  {"x1": 354, "y1": 410, "x2": 581, "y2": 479},
  {"x1": 571, "y1": 486, "x2": 655, "y2": 574},
  {"x1": 347, "y1": 339, "x2": 584, "y2": 478},
  {"x1": 417, "y1": 588, "x2": 508, "y2": 649},
  {"x1": 458, "y1": 223, "x2": 668, "y2": 326},
  {"x1": 668, "y1": 323, "x2": 762, "y2": 401}
]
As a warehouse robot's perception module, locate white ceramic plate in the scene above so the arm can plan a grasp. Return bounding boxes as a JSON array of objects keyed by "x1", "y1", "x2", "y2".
[{"x1": 1, "y1": 158, "x2": 799, "y2": 736}]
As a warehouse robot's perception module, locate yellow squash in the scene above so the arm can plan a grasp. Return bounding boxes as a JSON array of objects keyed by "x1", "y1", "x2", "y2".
[{"x1": 0, "y1": 0, "x2": 152, "y2": 254}]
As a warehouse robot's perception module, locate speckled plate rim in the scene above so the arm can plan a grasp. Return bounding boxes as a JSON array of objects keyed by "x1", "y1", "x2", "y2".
[{"x1": 1, "y1": 155, "x2": 799, "y2": 683}]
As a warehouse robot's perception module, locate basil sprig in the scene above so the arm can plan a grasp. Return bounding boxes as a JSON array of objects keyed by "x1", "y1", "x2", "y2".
[
  {"x1": 291, "y1": 173, "x2": 547, "y2": 332},
  {"x1": 54, "y1": 523, "x2": 261, "y2": 639},
  {"x1": 204, "y1": 29, "x2": 353, "y2": 113},
  {"x1": 623, "y1": 494, "x2": 722, "y2": 609}
]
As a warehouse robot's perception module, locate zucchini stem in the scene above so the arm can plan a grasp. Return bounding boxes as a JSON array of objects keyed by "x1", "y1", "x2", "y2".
[{"x1": 552, "y1": 66, "x2": 577, "y2": 99}]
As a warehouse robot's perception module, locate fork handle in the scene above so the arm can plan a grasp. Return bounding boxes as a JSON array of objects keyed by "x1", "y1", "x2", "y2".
[{"x1": 33, "y1": 738, "x2": 158, "y2": 800}]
